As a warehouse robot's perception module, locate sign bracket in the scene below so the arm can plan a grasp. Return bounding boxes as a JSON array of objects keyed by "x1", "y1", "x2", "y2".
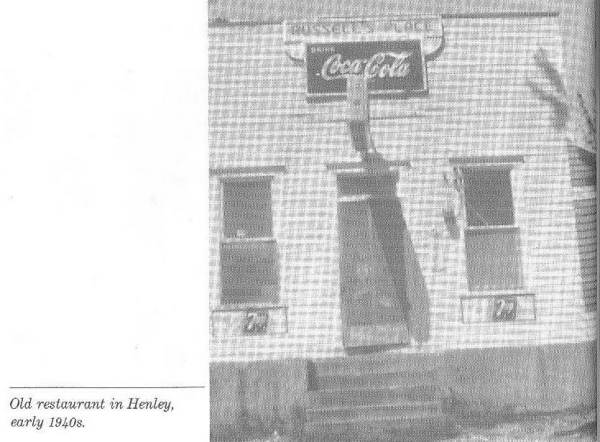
[{"x1": 346, "y1": 74, "x2": 378, "y2": 160}]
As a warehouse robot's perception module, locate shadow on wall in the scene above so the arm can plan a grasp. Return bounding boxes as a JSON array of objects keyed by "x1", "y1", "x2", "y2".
[{"x1": 403, "y1": 228, "x2": 431, "y2": 343}]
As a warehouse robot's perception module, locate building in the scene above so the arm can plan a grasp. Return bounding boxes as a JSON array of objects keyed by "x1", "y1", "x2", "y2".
[{"x1": 208, "y1": 0, "x2": 596, "y2": 439}]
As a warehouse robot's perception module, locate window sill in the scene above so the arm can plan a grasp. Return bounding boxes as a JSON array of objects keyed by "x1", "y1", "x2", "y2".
[
  {"x1": 220, "y1": 237, "x2": 276, "y2": 244},
  {"x1": 463, "y1": 289, "x2": 533, "y2": 298},
  {"x1": 210, "y1": 165, "x2": 287, "y2": 177},
  {"x1": 464, "y1": 225, "x2": 519, "y2": 232},
  {"x1": 211, "y1": 304, "x2": 286, "y2": 313},
  {"x1": 450, "y1": 155, "x2": 524, "y2": 166}
]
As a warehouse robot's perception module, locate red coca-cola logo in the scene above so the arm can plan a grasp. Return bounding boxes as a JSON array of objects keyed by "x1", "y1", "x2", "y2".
[{"x1": 320, "y1": 51, "x2": 413, "y2": 81}]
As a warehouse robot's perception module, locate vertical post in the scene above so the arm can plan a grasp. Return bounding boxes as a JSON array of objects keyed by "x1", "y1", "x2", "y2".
[
  {"x1": 346, "y1": 74, "x2": 369, "y2": 122},
  {"x1": 346, "y1": 74, "x2": 375, "y2": 158}
]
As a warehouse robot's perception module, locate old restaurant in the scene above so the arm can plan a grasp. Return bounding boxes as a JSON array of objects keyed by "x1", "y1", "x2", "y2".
[{"x1": 208, "y1": 0, "x2": 596, "y2": 439}]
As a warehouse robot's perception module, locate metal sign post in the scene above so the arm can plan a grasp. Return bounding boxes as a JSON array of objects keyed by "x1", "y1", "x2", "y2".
[{"x1": 346, "y1": 74, "x2": 376, "y2": 159}]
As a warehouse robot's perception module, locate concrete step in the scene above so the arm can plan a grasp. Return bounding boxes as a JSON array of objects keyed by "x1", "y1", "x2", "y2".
[
  {"x1": 305, "y1": 354, "x2": 453, "y2": 440},
  {"x1": 305, "y1": 412, "x2": 453, "y2": 441},
  {"x1": 309, "y1": 384, "x2": 442, "y2": 408},
  {"x1": 314, "y1": 368, "x2": 437, "y2": 391},
  {"x1": 307, "y1": 400, "x2": 442, "y2": 422}
]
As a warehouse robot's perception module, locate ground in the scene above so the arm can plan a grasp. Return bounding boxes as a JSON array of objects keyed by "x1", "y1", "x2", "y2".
[
  {"x1": 446, "y1": 408, "x2": 596, "y2": 441},
  {"x1": 240, "y1": 408, "x2": 596, "y2": 441}
]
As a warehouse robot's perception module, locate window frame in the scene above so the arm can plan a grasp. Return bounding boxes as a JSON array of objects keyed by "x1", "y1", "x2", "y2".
[
  {"x1": 460, "y1": 164, "x2": 524, "y2": 292},
  {"x1": 218, "y1": 174, "x2": 280, "y2": 308}
]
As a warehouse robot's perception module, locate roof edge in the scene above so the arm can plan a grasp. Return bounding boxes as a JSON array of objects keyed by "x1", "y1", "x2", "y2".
[
  {"x1": 209, "y1": 11, "x2": 559, "y2": 28},
  {"x1": 208, "y1": 0, "x2": 563, "y2": 25}
]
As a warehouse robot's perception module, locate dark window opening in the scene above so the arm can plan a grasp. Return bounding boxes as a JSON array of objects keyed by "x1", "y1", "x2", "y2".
[
  {"x1": 220, "y1": 178, "x2": 279, "y2": 305},
  {"x1": 223, "y1": 178, "x2": 272, "y2": 238},
  {"x1": 463, "y1": 168, "x2": 514, "y2": 227},
  {"x1": 462, "y1": 167, "x2": 522, "y2": 290},
  {"x1": 336, "y1": 173, "x2": 410, "y2": 331},
  {"x1": 221, "y1": 240, "x2": 279, "y2": 305}
]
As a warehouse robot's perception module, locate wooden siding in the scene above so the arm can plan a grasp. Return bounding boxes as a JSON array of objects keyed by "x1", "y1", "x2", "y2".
[
  {"x1": 568, "y1": 144, "x2": 596, "y2": 314},
  {"x1": 568, "y1": 145, "x2": 596, "y2": 187},
  {"x1": 209, "y1": 14, "x2": 595, "y2": 362},
  {"x1": 573, "y1": 192, "x2": 597, "y2": 312}
]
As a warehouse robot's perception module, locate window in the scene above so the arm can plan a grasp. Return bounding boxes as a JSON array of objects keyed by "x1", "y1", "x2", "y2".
[
  {"x1": 462, "y1": 168, "x2": 522, "y2": 291},
  {"x1": 220, "y1": 178, "x2": 279, "y2": 305}
]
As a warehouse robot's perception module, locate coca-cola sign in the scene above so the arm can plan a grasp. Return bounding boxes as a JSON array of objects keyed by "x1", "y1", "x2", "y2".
[{"x1": 306, "y1": 40, "x2": 427, "y2": 102}]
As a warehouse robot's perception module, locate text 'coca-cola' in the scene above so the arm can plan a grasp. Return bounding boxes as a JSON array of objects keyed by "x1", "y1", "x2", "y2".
[{"x1": 305, "y1": 40, "x2": 427, "y2": 102}]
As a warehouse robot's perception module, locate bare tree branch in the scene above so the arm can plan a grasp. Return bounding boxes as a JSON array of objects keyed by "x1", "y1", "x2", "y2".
[{"x1": 533, "y1": 48, "x2": 566, "y2": 95}]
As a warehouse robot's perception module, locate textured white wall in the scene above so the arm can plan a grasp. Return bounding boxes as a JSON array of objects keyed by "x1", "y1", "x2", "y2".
[{"x1": 209, "y1": 12, "x2": 595, "y2": 362}]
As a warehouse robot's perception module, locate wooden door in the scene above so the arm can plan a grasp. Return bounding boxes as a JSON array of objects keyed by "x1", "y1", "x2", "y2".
[{"x1": 338, "y1": 197, "x2": 409, "y2": 348}]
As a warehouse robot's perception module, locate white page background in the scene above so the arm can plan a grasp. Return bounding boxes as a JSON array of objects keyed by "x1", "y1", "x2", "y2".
[{"x1": 0, "y1": 1, "x2": 209, "y2": 440}]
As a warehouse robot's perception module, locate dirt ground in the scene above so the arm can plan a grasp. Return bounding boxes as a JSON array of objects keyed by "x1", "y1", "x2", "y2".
[
  {"x1": 241, "y1": 408, "x2": 596, "y2": 441},
  {"x1": 445, "y1": 408, "x2": 596, "y2": 441}
]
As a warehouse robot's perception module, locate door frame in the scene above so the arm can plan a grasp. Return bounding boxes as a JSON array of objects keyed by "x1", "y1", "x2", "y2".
[{"x1": 336, "y1": 171, "x2": 410, "y2": 349}]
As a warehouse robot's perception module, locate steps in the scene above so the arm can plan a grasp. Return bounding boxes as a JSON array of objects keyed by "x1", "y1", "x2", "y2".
[{"x1": 305, "y1": 352, "x2": 454, "y2": 441}]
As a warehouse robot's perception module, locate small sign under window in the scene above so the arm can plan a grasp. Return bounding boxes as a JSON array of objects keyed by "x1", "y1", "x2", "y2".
[
  {"x1": 461, "y1": 294, "x2": 534, "y2": 324},
  {"x1": 243, "y1": 308, "x2": 269, "y2": 334},
  {"x1": 492, "y1": 296, "x2": 518, "y2": 322}
]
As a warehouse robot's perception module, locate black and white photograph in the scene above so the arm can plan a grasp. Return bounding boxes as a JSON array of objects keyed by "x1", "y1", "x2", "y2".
[
  {"x1": 208, "y1": 1, "x2": 598, "y2": 440},
  {"x1": 1, "y1": 0, "x2": 598, "y2": 440}
]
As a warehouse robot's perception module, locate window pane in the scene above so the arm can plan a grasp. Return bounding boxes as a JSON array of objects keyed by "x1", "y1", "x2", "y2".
[
  {"x1": 465, "y1": 228, "x2": 522, "y2": 290},
  {"x1": 463, "y1": 169, "x2": 514, "y2": 226},
  {"x1": 223, "y1": 180, "x2": 272, "y2": 238},
  {"x1": 220, "y1": 241, "x2": 279, "y2": 304}
]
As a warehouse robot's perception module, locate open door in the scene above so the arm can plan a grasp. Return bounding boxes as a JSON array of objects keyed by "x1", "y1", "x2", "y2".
[{"x1": 337, "y1": 173, "x2": 410, "y2": 348}]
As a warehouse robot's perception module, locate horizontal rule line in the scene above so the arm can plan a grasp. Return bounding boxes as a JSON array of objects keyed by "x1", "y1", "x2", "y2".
[{"x1": 9, "y1": 386, "x2": 205, "y2": 389}]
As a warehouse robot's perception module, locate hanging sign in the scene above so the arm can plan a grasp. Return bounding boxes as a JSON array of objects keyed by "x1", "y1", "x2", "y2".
[
  {"x1": 284, "y1": 16, "x2": 443, "y2": 62},
  {"x1": 306, "y1": 40, "x2": 427, "y2": 102}
]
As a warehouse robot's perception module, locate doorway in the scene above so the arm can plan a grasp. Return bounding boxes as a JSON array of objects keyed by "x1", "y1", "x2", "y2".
[{"x1": 337, "y1": 173, "x2": 410, "y2": 349}]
